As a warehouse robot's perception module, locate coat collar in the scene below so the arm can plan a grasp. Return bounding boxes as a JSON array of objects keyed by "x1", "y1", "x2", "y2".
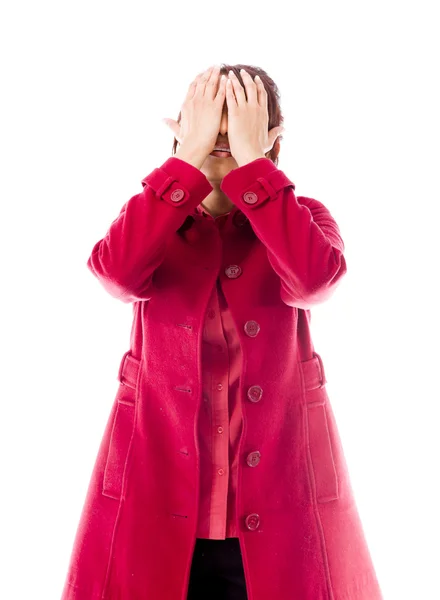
[
  {"x1": 194, "y1": 203, "x2": 249, "y2": 228},
  {"x1": 177, "y1": 204, "x2": 249, "y2": 234}
]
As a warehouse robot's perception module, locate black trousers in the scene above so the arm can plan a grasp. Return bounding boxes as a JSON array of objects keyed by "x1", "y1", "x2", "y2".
[{"x1": 187, "y1": 537, "x2": 248, "y2": 600}]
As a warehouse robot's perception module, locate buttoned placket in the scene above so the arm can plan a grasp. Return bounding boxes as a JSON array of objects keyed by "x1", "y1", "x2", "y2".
[{"x1": 201, "y1": 204, "x2": 263, "y2": 536}]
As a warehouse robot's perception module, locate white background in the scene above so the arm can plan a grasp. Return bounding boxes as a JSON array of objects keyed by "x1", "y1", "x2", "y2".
[{"x1": 1, "y1": 0, "x2": 438, "y2": 598}]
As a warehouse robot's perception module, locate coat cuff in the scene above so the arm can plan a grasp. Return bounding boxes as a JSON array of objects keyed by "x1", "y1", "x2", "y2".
[
  {"x1": 141, "y1": 156, "x2": 213, "y2": 209},
  {"x1": 220, "y1": 158, "x2": 295, "y2": 209}
]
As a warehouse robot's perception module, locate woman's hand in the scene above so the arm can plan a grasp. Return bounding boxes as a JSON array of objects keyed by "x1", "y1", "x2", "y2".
[
  {"x1": 225, "y1": 69, "x2": 284, "y2": 166},
  {"x1": 163, "y1": 65, "x2": 226, "y2": 155}
]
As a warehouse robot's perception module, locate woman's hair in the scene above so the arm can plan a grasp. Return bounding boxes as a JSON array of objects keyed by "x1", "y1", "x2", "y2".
[{"x1": 171, "y1": 63, "x2": 284, "y2": 167}]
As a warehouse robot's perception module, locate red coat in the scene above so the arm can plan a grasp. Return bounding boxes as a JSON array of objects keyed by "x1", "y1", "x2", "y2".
[{"x1": 61, "y1": 156, "x2": 383, "y2": 599}]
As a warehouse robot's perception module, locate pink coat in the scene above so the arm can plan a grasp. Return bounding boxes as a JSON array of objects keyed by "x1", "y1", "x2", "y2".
[{"x1": 61, "y1": 156, "x2": 383, "y2": 599}]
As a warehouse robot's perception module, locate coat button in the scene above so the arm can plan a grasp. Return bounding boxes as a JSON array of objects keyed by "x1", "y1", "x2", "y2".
[
  {"x1": 225, "y1": 265, "x2": 242, "y2": 279},
  {"x1": 243, "y1": 191, "x2": 258, "y2": 204},
  {"x1": 244, "y1": 320, "x2": 260, "y2": 337},
  {"x1": 247, "y1": 385, "x2": 263, "y2": 403},
  {"x1": 246, "y1": 451, "x2": 261, "y2": 467},
  {"x1": 245, "y1": 513, "x2": 260, "y2": 531},
  {"x1": 170, "y1": 188, "x2": 184, "y2": 202}
]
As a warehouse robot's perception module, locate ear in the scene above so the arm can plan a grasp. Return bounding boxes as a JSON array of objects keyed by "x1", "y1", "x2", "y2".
[
  {"x1": 268, "y1": 127, "x2": 285, "y2": 150},
  {"x1": 267, "y1": 136, "x2": 282, "y2": 161}
]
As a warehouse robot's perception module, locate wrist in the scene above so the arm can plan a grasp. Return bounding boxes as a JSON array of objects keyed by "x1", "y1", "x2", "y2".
[
  {"x1": 174, "y1": 142, "x2": 209, "y2": 170},
  {"x1": 235, "y1": 150, "x2": 267, "y2": 168}
]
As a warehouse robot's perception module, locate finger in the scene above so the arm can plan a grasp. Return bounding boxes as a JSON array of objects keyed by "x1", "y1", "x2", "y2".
[
  {"x1": 255, "y1": 74, "x2": 268, "y2": 109},
  {"x1": 184, "y1": 71, "x2": 206, "y2": 102},
  {"x1": 240, "y1": 69, "x2": 258, "y2": 104},
  {"x1": 228, "y1": 70, "x2": 246, "y2": 105},
  {"x1": 199, "y1": 65, "x2": 215, "y2": 82},
  {"x1": 226, "y1": 77, "x2": 237, "y2": 107},
  {"x1": 194, "y1": 66, "x2": 216, "y2": 97},
  {"x1": 207, "y1": 64, "x2": 220, "y2": 84},
  {"x1": 184, "y1": 66, "x2": 214, "y2": 106},
  {"x1": 205, "y1": 65, "x2": 221, "y2": 98},
  {"x1": 215, "y1": 74, "x2": 227, "y2": 102},
  {"x1": 184, "y1": 79, "x2": 197, "y2": 102}
]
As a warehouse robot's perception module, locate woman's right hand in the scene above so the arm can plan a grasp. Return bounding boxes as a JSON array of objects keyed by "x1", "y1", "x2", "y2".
[{"x1": 163, "y1": 65, "x2": 227, "y2": 155}]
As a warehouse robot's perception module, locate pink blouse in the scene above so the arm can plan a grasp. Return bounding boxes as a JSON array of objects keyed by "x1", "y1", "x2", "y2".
[{"x1": 195, "y1": 204, "x2": 244, "y2": 540}]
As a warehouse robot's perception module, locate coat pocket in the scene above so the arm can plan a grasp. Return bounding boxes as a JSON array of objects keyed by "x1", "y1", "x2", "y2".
[
  {"x1": 301, "y1": 352, "x2": 339, "y2": 503},
  {"x1": 102, "y1": 351, "x2": 141, "y2": 500}
]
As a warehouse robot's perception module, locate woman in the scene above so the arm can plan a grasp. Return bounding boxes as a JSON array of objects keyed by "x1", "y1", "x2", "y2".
[{"x1": 60, "y1": 64, "x2": 383, "y2": 599}]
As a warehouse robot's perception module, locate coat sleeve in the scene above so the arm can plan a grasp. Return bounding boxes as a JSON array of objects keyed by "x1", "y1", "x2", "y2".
[
  {"x1": 86, "y1": 157, "x2": 213, "y2": 303},
  {"x1": 220, "y1": 158, "x2": 347, "y2": 309}
]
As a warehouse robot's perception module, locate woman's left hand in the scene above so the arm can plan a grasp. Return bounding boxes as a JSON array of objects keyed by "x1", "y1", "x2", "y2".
[{"x1": 226, "y1": 69, "x2": 284, "y2": 166}]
